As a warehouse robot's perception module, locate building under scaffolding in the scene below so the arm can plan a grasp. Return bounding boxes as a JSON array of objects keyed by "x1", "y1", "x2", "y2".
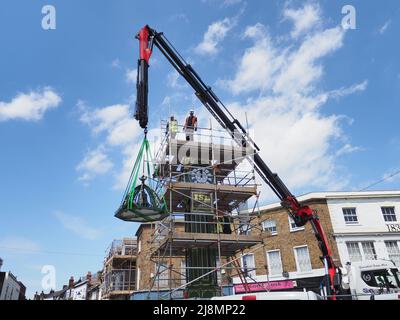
[
  {"x1": 102, "y1": 238, "x2": 137, "y2": 300},
  {"x1": 134, "y1": 120, "x2": 265, "y2": 299}
]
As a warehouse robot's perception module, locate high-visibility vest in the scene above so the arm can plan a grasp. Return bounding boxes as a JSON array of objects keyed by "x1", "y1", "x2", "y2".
[{"x1": 169, "y1": 120, "x2": 178, "y2": 132}]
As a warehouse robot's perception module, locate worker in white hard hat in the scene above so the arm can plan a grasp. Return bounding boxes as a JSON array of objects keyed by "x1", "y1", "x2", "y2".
[{"x1": 183, "y1": 109, "x2": 198, "y2": 141}]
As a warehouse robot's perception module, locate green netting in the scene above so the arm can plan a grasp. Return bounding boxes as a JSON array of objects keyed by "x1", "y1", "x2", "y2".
[{"x1": 115, "y1": 136, "x2": 168, "y2": 222}]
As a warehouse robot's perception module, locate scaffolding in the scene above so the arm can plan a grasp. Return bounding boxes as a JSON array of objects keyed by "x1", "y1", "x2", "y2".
[
  {"x1": 144, "y1": 120, "x2": 265, "y2": 299},
  {"x1": 102, "y1": 238, "x2": 137, "y2": 300}
]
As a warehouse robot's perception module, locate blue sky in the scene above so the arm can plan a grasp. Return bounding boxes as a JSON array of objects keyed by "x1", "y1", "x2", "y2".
[{"x1": 0, "y1": 0, "x2": 399, "y2": 298}]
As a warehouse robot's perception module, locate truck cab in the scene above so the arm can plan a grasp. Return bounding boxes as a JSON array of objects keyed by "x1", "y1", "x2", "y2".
[{"x1": 340, "y1": 260, "x2": 400, "y2": 300}]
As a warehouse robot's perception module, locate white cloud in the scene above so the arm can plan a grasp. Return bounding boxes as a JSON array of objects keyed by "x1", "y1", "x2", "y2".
[
  {"x1": 378, "y1": 20, "x2": 391, "y2": 35},
  {"x1": 223, "y1": 24, "x2": 345, "y2": 97},
  {"x1": 273, "y1": 27, "x2": 345, "y2": 95},
  {"x1": 76, "y1": 146, "x2": 113, "y2": 182},
  {"x1": 0, "y1": 87, "x2": 61, "y2": 122},
  {"x1": 218, "y1": 6, "x2": 365, "y2": 196},
  {"x1": 126, "y1": 68, "x2": 137, "y2": 83},
  {"x1": 283, "y1": 3, "x2": 322, "y2": 38},
  {"x1": 78, "y1": 102, "x2": 142, "y2": 188},
  {"x1": 54, "y1": 211, "x2": 103, "y2": 240},
  {"x1": 336, "y1": 144, "x2": 364, "y2": 157},
  {"x1": 79, "y1": 102, "x2": 140, "y2": 146},
  {"x1": 0, "y1": 237, "x2": 41, "y2": 253},
  {"x1": 195, "y1": 18, "x2": 236, "y2": 55},
  {"x1": 329, "y1": 80, "x2": 368, "y2": 99},
  {"x1": 221, "y1": 23, "x2": 285, "y2": 94}
]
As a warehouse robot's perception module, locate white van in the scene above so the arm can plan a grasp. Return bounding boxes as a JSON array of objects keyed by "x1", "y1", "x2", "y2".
[
  {"x1": 211, "y1": 291, "x2": 322, "y2": 300},
  {"x1": 340, "y1": 260, "x2": 400, "y2": 300}
]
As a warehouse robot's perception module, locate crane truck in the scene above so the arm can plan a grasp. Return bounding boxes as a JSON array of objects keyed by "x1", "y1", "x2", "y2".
[
  {"x1": 132, "y1": 25, "x2": 400, "y2": 300},
  {"x1": 212, "y1": 259, "x2": 400, "y2": 300}
]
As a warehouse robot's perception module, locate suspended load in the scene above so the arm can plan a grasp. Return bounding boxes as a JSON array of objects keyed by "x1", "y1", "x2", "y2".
[{"x1": 115, "y1": 136, "x2": 168, "y2": 222}]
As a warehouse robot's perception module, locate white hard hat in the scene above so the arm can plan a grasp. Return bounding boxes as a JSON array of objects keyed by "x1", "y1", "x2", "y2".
[{"x1": 189, "y1": 109, "x2": 194, "y2": 113}]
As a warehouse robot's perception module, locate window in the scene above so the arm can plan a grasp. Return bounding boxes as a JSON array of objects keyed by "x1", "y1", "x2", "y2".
[
  {"x1": 262, "y1": 220, "x2": 277, "y2": 235},
  {"x1": 155, "y1": 261, "x2": 169, "y2": 288},
  {"x1": 267, "y1": 250, "x2": 283, "y2": 276},
  {"x1": 342, "y1": 208, "x2": 358, "y2": 224},
  {"x1": 382, "y1": 207, "x2": 397, "y2": 222},
  {"x1": 181, "y1": 260, "x2": 187, "y2": 285},
  {"x1": 289, "y1": 216, "x2": 304, "y2": 232},
  {"x1": 242, "y1": 254, "x2": 256, "y2": 278},
  {"x1": 346, "y1": 242, "x2": 362, "y2": 262},
  {"x1": 238, "y1": 224, "x2": 251, "y2": 235},
  {"x1": 294, "y1": 246, "x2": 312, "y2": 272},
  {"x1": 361, "y1": 242, "x2": 377, "y2": 260},
  {"x1": 385, "y1": 241, "x2": 400, "y2": 266}
]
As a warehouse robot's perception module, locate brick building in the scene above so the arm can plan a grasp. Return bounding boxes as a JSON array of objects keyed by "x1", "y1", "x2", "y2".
[
  {"x1": 232, "y1": 195, "x2": 340, "y2": 294},
  {"x1": 102, "y1": 238, "x2": 137, "y2": 300},
  {"x1": 231, "y1": 191, "x2": 400, "y2": 295}
]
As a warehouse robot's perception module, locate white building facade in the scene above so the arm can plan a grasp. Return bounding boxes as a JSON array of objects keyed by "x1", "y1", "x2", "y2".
[
  {"x1": 326, "y1": 191, "x2": 400, "y2": 267},
  {"x1": 0, "y1": 272, "x2": 22, "y2": 300}
]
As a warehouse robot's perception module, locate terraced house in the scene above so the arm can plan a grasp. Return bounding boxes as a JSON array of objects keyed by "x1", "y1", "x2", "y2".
[{"x1": 233, "y1": 191, "x2": 400, "y2": 294}]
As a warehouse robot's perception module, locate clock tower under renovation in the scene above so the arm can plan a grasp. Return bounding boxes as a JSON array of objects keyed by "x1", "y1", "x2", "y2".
[{"x1": 141, "y1": 120, "x2": 263, "y2": 299}]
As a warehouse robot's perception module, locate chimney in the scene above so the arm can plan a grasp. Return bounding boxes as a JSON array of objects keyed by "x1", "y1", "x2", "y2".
[
  {"x1": 69, "y1": 276, "x2": 74, "y2": 289},
  {"x1": 86, "y1": 271, "x2": 92, "y2": 284}
]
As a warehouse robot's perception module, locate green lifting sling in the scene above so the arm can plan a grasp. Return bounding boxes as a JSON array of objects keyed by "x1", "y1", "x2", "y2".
[{"x1": 115, "y1": 136, "x2": 168, "y2": 222}]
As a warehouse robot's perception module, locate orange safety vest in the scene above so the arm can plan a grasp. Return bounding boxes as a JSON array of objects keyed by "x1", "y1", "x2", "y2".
[{"x1": 185, "y1": 116, "x2": 197, "y2": 128}]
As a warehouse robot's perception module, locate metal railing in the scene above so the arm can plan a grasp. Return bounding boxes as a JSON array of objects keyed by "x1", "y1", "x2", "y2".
[
  {"x1": 103, "y1": 269, "x2": 136, "y2": 294},
  {"x1": 104, "y1": 239, "x2": 137, "y2": 262},
  {"x1": 149, "y1": 212, "x2": 261, "y2": 248}
]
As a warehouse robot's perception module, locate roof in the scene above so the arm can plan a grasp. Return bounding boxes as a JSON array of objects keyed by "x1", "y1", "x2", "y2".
[
  {"x1": 37, "y1": 288, "x2": 68, "y2": 300},
  {"x1": 135, "y1": 222, "x2": 153, "y2": 237},
  {"x1": 256, "y1": 190, "x2": 400, "y2": 213},
  {"x1": 73, "y1": 279, "x2": 88, "y2": 288}
]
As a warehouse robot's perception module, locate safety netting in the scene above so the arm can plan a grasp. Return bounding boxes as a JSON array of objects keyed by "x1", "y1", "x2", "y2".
[{"x1": 115, "y1": 136, "x2": 168, "y2": 222}]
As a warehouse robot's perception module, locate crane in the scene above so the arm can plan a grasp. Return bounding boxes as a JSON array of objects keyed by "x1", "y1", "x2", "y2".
[{"x1": 134, "y1": 25, "x2": 339, "y2": 299}]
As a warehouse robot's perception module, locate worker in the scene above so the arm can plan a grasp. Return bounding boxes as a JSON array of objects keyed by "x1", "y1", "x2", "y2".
[
  {"x1": 183, "y1": 109, "x2": 198, "y2": 141},
  {"x1": 166, "y1": 115, "x2": 178, "y2": 139},
  {"x1": 213, "y1": 164, "x2": 223, "y2": 182},
  {"x1": 181, "y1": 155, "x2": 192, "y2": 182}
]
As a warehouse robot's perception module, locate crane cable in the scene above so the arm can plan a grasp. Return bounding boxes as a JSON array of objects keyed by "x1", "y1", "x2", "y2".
[{"x1": 359, "y1": 169, "x2": 400, "y2": 191}]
